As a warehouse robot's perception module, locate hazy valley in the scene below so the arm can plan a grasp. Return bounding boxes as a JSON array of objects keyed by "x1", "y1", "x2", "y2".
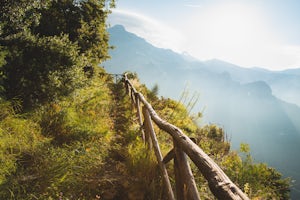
[{"x1": 104, "y1": 25, "x2": 300, "y2": 198}]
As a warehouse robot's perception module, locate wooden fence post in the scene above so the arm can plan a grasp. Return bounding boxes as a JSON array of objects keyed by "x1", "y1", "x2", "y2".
[
  {"x1": 174, "y1": 149, "x2": 185, "y2": 200},
  {"x1": 174, "y1": 140, "x2": 201, "y2": 200},
  {"x1": 142, "y1": 106, "x2": 175, "y2": 200},
  {"x1": 125, "y1": 80, "x2": 130, "y2": 96},
  {"x1": 135, "y1": 93, "x2": 145, "y2": 141},
  {"x1": 130, "y1": 89, "x2": 136, "y2": 105},
  {"x1": 142, "y1": 108, "x2": 152, "y2": 149}
]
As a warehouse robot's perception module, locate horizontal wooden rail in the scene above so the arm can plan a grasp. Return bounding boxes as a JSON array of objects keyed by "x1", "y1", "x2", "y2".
[{"x1": 123, "y1": 74, "x2": 249, "y2": 200}]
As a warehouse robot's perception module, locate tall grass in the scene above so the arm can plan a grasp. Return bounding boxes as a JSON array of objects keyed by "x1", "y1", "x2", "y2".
[
  {"x1": 0, "y1": 73, "x2": 117, "y2": 199},
  {"x1": 0, "y1": 73, "x2": 291, "y2": 199}
]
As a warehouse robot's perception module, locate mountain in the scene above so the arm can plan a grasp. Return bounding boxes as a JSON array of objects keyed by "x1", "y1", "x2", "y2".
[
  {"x1": 282, "y1": 68, "x2": 300, "y2": 75},
  {"x1": 104, "y1": 25, "x2": 202, "y2": 94},
  {"x1": 203, "y1": 59, "x2": 300, "y2": 107},
  {"x1": 105, "y1": 25, "x2": 300, "y2": 107},
  {"x1": 104, "y1": 25, "x2": 300, "y2": 198}
]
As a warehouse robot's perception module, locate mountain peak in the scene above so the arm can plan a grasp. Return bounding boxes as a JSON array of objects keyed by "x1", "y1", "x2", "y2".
[
  {"x1": 110, "y1": 24, "x2": 126, "y2": 32},
  {"x1": 244, "y1": 81, "x2": 273, "y2": 98}
]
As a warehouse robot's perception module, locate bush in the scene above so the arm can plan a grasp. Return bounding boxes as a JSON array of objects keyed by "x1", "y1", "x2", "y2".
[{"x1": 1, "y1": 33, "x2": 87, "y2": 108}]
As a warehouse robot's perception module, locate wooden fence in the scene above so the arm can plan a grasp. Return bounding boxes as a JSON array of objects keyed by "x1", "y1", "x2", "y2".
[{"x1": 123, "y1": 74, "x2": 249, "y2": 200}]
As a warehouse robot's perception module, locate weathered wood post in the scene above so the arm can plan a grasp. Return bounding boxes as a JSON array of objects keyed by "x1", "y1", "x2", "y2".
[
  {"x1": 135, "y1": 93, "x2": 145, "y2": 141},
  {"x1": 124, "y1": 76, "x2": 130, "y2": 96},
  {"x1": 173, "y1": 140, "x2": 200, "y2": 200},
  {"x1": 130, "y1": 88, "x2": 135, "y2": 105},
  {"x1": 174, "y1": 148, "x2": 185, "y2": 200},
  {"x1": 142, "y1": 106, "x2": 175, "y2": 200},
  {"x1": 142, "y1": 109, "x2": 152, "y2": 148},
  {"x1": 124, "y1": 76, "x2": 134, "y2": 104}
]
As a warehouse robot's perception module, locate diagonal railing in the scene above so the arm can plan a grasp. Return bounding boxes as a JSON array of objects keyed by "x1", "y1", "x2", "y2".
[{"x1": 123, "y1": 73, "x2": 249, "y2": 200}]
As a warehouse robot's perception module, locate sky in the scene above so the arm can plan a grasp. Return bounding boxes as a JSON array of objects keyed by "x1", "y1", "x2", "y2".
[{"x1": 108, "y1": 0, "x2": 300, "y2": 70}]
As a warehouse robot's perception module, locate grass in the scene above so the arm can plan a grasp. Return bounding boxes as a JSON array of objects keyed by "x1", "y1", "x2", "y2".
[
  {"x1": 0, "y1": 71, "x2": 291, "y2": 199},
  {"x1": 0, "y1": 71, "x2": 116, "y2": 199}
]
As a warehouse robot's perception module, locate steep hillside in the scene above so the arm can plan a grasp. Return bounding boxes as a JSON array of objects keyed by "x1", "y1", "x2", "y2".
[
  {"x1": 0, "y1": 72, "x2": 290, "y2": 199},
  {"x1": 0, "y1": 72, "x2": 163, "y2": 199}
]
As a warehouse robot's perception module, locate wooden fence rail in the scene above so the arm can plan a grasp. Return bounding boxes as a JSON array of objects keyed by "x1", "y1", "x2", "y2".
[{"x1": 123, "y1": 74, "x2": 249, "y2": 200}]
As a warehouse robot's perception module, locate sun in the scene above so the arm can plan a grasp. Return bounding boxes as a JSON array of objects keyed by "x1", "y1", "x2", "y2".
[
  {"x1": 210, "y1": 7, "x2": 254, "y2": 45},
  {"x1": 201, "y1": 4, "x2": 264, "y2": 48},
  {"x1": 184, "y1": 3, "x2": 276, "y2": 67}
]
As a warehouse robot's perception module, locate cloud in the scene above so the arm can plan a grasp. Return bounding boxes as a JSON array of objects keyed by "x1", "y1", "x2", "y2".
[
  {"x1": 184, "y1": 4, "x2": 202, "y2": 8},
  {"x1": 108, "y1": 9, "x2": 185, "y2": 52},
  {"x1": 281, "y1": 45, "x2": 300, "y2": 68}
]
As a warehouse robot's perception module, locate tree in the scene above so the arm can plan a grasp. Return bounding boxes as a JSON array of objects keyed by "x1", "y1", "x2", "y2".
[
  {"x1": 0, "y1": 46, "x2": 7, "y2": 94},
  {"x1": 0, "y1": 0, "x2": 114, "y2": 108},
  {"x1": 1, "y1": 32, "x2": 86, "y2": 107},
  {"x1": 35, "y1": 0, "x2": 113, "y2": 64},
  {"x1": 0, "y1": 0, "x2": 49, "y2": 40},
  {"x1": 0, "y1": 47, "x2": 6, "y2": 68}
]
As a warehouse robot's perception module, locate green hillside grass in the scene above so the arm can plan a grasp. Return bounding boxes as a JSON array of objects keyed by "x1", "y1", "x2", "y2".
[{"x1": 0, "y1": 71, "x2": 291, "y2": 199}]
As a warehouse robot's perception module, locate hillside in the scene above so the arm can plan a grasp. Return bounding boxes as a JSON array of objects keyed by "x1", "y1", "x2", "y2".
[
  {"x1": 104, "y1": 24, "x2": 300, "y2": 198},
  {"x1": 0, "y1": 71, "x2": 291, "y2": 199}
]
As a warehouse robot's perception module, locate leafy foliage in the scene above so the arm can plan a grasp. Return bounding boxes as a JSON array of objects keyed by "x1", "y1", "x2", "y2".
[
  {"x1": 35, "y1": 0, "x2": 112, "y2": 65},
  {"x1": 0, "y1": 0, "x2": 114, "y2": 109},
  {"x1": 2, "y1": 32, "x2": 87, "y2": 107},
  {"x1": 0, "y1": 46, "x2": 7, "y2": 93},
  {"x1": 221, "y1": 144, "x2": 290, "y2": 199}
]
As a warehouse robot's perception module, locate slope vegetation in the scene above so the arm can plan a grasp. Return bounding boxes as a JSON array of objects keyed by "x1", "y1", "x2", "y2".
[{"x1": 0, "y1": 72, "x2": 291, "y2": 199}]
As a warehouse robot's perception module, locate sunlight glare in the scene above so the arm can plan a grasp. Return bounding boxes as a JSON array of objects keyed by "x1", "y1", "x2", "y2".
[
  {"x1": 184, "y1": 3, "x2": 280, "y2": 68},
  {"x1": 204, "y1": 4, "x2": 263, "y2": 47}
]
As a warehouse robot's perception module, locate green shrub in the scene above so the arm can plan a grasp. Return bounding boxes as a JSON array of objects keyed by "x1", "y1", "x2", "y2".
[{"x1": 2, "y1": 33, "x2": 87, "y2": 108}]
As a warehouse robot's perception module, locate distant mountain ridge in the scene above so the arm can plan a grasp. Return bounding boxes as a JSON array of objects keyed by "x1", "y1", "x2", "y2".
[
  {"x1": 106, "y1": 25, "x2": 300, "y2": 107},
  {"x1": 104, "y1": 25, "x2": 300, "y2": 198}
]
